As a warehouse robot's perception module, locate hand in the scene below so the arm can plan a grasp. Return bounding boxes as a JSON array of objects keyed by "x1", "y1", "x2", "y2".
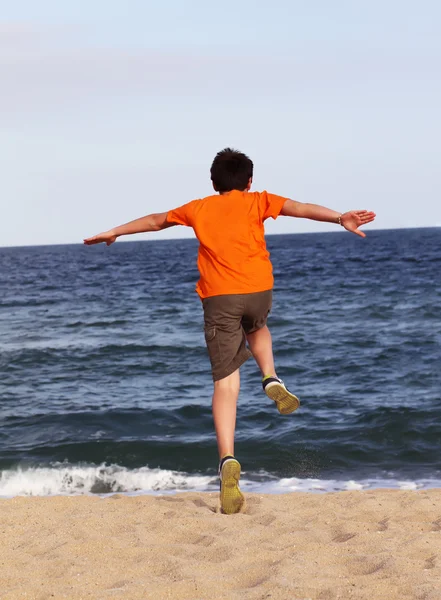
[
  {"x1": 83, "y1": 230, "x2": 117, "y2": 246},
  {"x1": 340, "y1": 210, "x2": 376, "y2": 238}
]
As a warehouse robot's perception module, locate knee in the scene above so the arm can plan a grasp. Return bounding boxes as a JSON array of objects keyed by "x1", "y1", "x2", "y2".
[{"x1": 214, "y1": 369, "x2": 240, "y2": 392}]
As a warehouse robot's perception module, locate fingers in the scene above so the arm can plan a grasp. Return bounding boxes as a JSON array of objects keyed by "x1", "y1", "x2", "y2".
[
  {"x1": 352, "y1": 212, "x2": 376, "y2": 228},
  {"x1": 354, "y1": 228, "x2": 366, "y2": 238},
  {"x1": 355, "y1": 210, "x2": 376, "y2": 220},
  {"x1": 83, "y1": 237, "x2": 100, "y2": 245},
  {"x1": 84, "y1": 234, "x2": 116, "y2": 246}
]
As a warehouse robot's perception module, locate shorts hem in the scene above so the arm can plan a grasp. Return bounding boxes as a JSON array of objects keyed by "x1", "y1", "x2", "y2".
[
  {"x1": 212, "y1": 348, "x2": 252, "y2": 382},
  {"x1": 244, "y1": 320, "x2": 268, "y2": 335}
]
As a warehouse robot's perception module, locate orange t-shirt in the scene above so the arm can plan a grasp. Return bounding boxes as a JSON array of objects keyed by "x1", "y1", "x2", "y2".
[{"x1": 166, "y1": 190, "x2": 287, "y2": 299}]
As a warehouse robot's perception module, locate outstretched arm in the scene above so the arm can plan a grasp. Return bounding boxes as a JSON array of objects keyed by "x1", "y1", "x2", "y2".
[
  {"x1": 280, "y1": 200, "x2": 376, "y2": 238},
  {"x1": 83, "y1": 211, "x2": 174, "y2": 246}
]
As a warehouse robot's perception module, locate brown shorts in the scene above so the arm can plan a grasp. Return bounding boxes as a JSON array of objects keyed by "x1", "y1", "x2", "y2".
[{"x1": 202, "y1": 289, "x2": 272, "y2": 382}]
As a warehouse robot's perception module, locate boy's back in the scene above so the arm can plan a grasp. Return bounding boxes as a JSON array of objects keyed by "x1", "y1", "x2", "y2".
[{"x1": 166, "y1": 190, "x2": 287, "y2": 298}]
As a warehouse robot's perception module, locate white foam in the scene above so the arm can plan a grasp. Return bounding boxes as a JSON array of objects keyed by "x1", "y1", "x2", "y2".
[
  {"x1": 253, "y1": 476, "x2": 440, "y2": 494},
  {"x1": 0, "y1": 463, "x2": 216, "y2": 498},
  {"x1": 345, "y1": 480, "x2": 365, "y2": 491},
  {"x1": 396, "y1": 480, "x2": 419, "y2": 491},
  {"x1": 0, "y1": 464, "x2": 439, "y2": 498}
]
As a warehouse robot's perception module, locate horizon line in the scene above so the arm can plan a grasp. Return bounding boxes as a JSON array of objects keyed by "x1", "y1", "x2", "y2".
[{"x1": 0, "y1": 225, "x2": 439, "y2": 250}]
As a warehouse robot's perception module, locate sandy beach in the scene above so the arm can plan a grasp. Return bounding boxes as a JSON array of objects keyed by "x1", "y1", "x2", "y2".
[{"x1": 0, "y1": 490, "x2": 440, "y2": 599}]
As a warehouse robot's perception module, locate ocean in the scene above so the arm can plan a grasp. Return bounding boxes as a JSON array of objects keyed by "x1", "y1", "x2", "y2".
[{"x1": 0, "y1": 228, "x2": 440, "y2": 497}]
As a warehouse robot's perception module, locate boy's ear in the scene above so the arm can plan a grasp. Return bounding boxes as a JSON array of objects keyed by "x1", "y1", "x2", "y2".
[
  {"x1": 212, "y1": 180, "x2": 218, "y2": 192},
  {"x1": 246, "y1": 177, "x2": 252, "y2": 191}
]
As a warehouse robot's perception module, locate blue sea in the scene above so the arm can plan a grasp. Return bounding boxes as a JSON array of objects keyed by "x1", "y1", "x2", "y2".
[{"x1": 0, "y1": 228, "x2": 440, "y2": 497}]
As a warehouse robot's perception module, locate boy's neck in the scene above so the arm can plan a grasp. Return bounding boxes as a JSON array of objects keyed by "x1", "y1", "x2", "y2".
[{"x1": 219, "y1": 189, "x2": 249, "y2": 196}]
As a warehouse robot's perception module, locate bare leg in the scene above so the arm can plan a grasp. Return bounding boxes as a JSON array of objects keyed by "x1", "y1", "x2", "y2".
[
  {"x1": 246, "y1": 325, "x2": 277, "y2": 377},
  {"x1": 212, "y1": 368, "x2": 240, "y2": 459},
  {"x1": 248, "y1": 326, "x2": 300, "y2": 415}
]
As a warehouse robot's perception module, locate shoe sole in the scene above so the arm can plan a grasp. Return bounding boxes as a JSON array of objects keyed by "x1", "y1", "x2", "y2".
[
  {"x1": 220, "y1": 460, "x2": 245, "y2": 515},
  {"x1": 264, "y1": 382, "x2": 300, "y2": 415}
]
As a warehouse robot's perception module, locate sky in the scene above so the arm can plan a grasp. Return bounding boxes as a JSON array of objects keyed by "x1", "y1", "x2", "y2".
[{"x1": 1, "y1": 0, "x2": 440, "y2": 246}]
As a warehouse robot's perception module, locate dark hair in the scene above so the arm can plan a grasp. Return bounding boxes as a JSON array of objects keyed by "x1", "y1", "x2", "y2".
[{"x1": 210, "y1": 148, "x2": 253, "y2": 192}]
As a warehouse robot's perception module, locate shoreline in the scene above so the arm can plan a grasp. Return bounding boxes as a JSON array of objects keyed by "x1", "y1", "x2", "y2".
[
  {"x1": 1, "y1": 489, "x2": 440, "y2": 599},
  {"x1": 2, "y1": 463, "x2": 441, "y2": 498}
]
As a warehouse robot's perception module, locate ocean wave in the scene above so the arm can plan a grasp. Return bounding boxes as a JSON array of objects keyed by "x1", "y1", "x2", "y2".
[
  {"x1": 0, "y1": 463, "x2": 215, "y2": 497},
  {"x1": 1, "y1": 463, "x2": 440, "y2": 498}
]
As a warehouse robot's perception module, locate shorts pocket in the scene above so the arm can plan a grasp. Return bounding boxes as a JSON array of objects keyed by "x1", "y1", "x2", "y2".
[
  {"x1": 204, "y1": 326, "x2": 222, "y2": 368},
  {"x1": 204, "y1": 326, "x2": 216, "y2": 343}
]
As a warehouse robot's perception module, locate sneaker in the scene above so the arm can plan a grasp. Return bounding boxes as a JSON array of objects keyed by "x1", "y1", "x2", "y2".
[
  {"x1": 262, "y1": 375, "x2": 300, "y2": 415},
  {"x1": 218, "y1": 455, "x2": 244, "y2": 515}
]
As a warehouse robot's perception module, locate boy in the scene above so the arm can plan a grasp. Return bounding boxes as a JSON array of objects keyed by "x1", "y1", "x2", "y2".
[{"x1": 84, "y1": 148, "x2": 376, "y2": 514}]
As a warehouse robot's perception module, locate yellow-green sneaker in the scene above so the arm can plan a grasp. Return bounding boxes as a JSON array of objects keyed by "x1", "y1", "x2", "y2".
[
  {"x1": 262, "y1": 375, "x2": 300, "y2": 415},
  {"x1": 219, "y1": 456, "x2": 244, "y2": 515}
]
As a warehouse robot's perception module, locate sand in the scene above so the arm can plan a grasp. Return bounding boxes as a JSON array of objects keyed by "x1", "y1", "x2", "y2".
[{"x1": 1, "y1": 490, "x2": 440, "y2": 600}]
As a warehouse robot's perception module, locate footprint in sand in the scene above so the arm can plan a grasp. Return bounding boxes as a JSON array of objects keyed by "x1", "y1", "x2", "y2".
[
  {"x1": 157, "y1": 496, "x2": 185, "y2": 504},
  {"x1": 192, "y1": 534, "x2": 216, "y2": 547},
  {"x1": 424, "y1": 555, "x2": 436, "y2": 570},
  {"x1": 332, "y1": 532, "x2": 357, "y2": 543},
  {"x1": 191, "y1": 544, "x2": 232, "y2": 564},
  {"x1": 254, "y1": 513, "x2": 277, "y2": 526},
  {"x1": 106, "y1": 579, "x2": 130, "y2": 590},
  {"x1": 377, "y1": 517, "x2": 389, "y2": 531},
  {"x1": 348, "y1": 557, "x2": 389, "y2": 576},
  {"x1": 431, "y1": 517, "x2": 441, "y2": 532},
  {"x1": 192, "y1": 497, "x2": 217, "y2": 512}
]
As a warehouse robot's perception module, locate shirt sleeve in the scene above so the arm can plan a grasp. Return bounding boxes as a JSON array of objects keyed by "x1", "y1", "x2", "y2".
[
  {"x1": 166, "y1": 200, "x2": 199, "y2": 227},
  {"x1": 259, "y1": 191, "x2": 288, "y2": 221}
]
